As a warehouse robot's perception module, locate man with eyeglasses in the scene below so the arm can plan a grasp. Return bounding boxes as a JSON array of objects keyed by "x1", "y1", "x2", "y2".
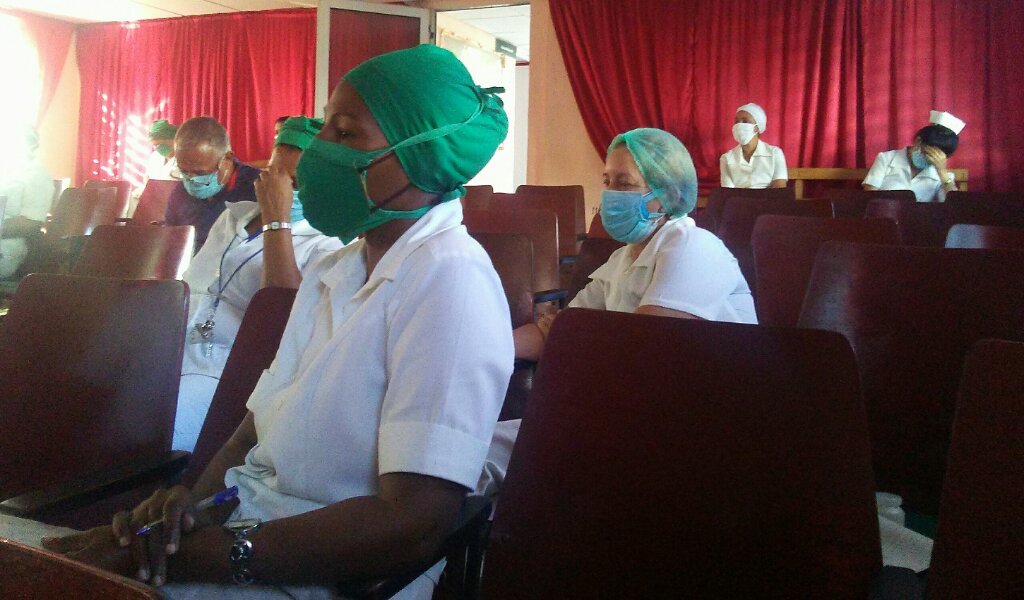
[{"x1": 164, "y1": 116, "x2": 260, "y2": 252}]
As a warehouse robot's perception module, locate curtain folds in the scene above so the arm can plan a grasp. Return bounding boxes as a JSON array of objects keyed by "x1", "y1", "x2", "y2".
[
  {"x1": 550, "y1": 0, "x2": 1024, "y2": 192},
  {"x1": 75, "y1": 8, "x2": 316, "y2": 185},
  {"x1": 0, "y1": 9, "x2": 74, "y2": 125}
]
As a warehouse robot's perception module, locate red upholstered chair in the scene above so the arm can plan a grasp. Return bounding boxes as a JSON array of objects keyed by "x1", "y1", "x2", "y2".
[
  {"x1": 462, "y1": 207, "x2": 563, "y2": 306},
  {"x1": 751, "y1": 216, "x2": 899, "y2": 327},
  {"x1": 483, "y1": 309, "x2": 880, "y2": 599},
  {"x1": 182, "y1": 287, "x2": 297, "y2": 488},
  {"x1": 0, "y1": 274, "x2": 189, "y2": 522},
  {"x1": 927, "y1": 340, "x2": 1024, "y2": 599},
  {"x1": 944, "y1": 223, "x2": 1024, "y2": 249},
  {"x1": 462, "y1": 185, "x2": 494, "y2": 209},
  {"x1": 46, "y1": 186, "x2": 125, "y2": 240},
  {"x1": 0, "y1": 538, "x2": 163, "y2": 599},
  {"x1": 696, "y1": 186, "x2": 795, "y2": 233},
  {"x1": 72, "y1": 224, "x2": 195, "y2": 279},
  {"x1": 83, "y1": 179, "x2": 132, "y2": 219},
  {"x1": 826, "y1": 188, "x2": 916, "y2": 219},
  {"x1": 798, "y1": 243, "x2": 1024, "y2": 514},
  {"x1": 566, "y1": 237, "x2": 624, "y2": 304},
  {"x1": 131, "y1": 179, "x2": 179, "y2": 225}
]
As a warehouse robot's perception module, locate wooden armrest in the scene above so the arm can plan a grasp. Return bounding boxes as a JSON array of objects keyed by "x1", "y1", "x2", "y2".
[
  {"x1": 336, "y1": 495, "x2": 493, "y2": 599},
  {"x1": 0, "y1": 450, "x2": 190, "y2": 520}
]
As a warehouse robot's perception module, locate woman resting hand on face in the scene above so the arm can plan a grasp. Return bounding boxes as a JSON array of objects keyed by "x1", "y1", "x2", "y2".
[{"x1": 863, "y1": 110, "x2": 965, "y2": 203}]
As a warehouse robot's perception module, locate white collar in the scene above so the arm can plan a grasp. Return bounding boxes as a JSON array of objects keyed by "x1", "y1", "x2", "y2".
[{"x1": 318, "y1": 200, "x2": 464, "y2": 297}]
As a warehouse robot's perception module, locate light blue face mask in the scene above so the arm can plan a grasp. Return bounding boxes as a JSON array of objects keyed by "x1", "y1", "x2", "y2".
[
  {"x1": 600, "y1": 189, "x2": 665, "y2": 244},
  {"x1": 910, "y1": 149, "x2": 931, "y2": 170},
  {"x1": 182, "y1": 171, "x2": 224, "y2": 200},
  {"x1": 289, "y1": 189, "x2": 305, "y2": 223}
]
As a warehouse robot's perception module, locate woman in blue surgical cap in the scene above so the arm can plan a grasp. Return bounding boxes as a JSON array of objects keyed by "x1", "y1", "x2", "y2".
[
  {"x1": 719, "y1": 102, "x2": 788, "y2": 189},
  {"x1": 514, "y1": 127, "x2": 757, "y2": 362}
]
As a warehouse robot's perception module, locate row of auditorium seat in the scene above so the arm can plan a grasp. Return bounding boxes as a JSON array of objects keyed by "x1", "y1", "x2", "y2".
[
  {"x1": 2, "y1": 277, "x2": 1020, "y2": 598},
  {"x1": 1, "y1": 183, "x2": 1022, "y2": 596}
]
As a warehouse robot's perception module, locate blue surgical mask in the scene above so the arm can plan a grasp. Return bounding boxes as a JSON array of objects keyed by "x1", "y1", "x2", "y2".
[
  {"x1": 290, "y1": 189, "x2": 305, "y2": 223},
  {"x1": 910, "y1": 149, "x2": 931, "y2": 170},
  {"x1": 182, "y1": 171, "x2": 224, "y2": 200},
  {"x1": 600, "y1": 189, "x2": 665, "y2": 244}
]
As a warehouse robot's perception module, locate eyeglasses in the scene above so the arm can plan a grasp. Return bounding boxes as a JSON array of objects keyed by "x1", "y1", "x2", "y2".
[{"x1": 171, "y1": 154, "x2": 227, "y2": 181}]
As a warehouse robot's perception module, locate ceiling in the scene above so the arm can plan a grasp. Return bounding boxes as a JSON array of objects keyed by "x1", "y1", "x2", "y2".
[
  {"x1": 444, "y1": 4, "x2": 529, "y2": 60},
  {"x1": 0, "y1": 0, "x2": 317, "y2": 23}
]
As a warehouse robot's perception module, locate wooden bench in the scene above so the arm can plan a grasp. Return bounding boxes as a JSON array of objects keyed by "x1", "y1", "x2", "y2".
[{"x1": 788, "y1": 167, "x2": 968, "y2": 199}]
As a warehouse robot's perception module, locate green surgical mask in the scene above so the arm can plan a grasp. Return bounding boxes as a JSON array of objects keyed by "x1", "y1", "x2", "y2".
[
  {"x1": 296, "y1": 137, "x2": 431, "y2": 244},
  {"x1": 156, "y1": 143, "x2": 173, "y2": 158}
]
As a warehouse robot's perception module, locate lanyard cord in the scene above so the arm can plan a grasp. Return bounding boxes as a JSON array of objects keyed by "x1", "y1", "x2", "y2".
[{"x1": 213, "y1": 229, "x2": 264, "y2": 310}]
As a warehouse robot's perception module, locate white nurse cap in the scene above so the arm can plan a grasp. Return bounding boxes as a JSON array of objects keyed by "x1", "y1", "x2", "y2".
[{"x1": 929, "y1": 110, "x2": 965, "y2": 135}]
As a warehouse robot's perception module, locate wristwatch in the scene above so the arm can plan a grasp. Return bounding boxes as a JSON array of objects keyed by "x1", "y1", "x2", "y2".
[
  {"x1": 261, "y1": 220, "x2": 292, "y2": 232},
  {"x1": 224, "y1": 518, "x2": 263, "y2": 585}
]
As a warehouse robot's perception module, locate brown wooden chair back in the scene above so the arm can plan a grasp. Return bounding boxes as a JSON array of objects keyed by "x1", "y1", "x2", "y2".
[
  {"x1": 183, "y1": 287, "x2": 297, "y2": 488},
  {"x1": 587, "y1": 211, "x2": 612, "y2": 239},
  {"x1": 0, "y1": 274, "x2": 187, "y2": 500},
  {"x1": 698, "y1": 186, "x2": 796, "y2": 233},
  {"x1": 0, "y1": 538, "x2": 163, "y2": 599},
  {"x1": 514, "y1": 184, "x2": 587, "y2": 256},
  {"x1": 46, "y1": 186, "x2": 124, "y2": 239},
  {"x1": 462, "y1": 185, "x2": 494, "y2": 209},
  {"x1": 751, "y1": 216, "x2": 899, "y2": 327},
  {"x1": 798, "y1": 243, "x2": 1024, "y2": 513},
  {"x1": 483, "y1": 309, "x2": 880, "y2": 598},
  {"x1": 945, "y1": 190, "x2": 1024, "y2": 229},
  {"x1": 83, "y1": 179, "x2": 132, "y2": 218},
  {"x1": 72, "y1": 224, "x2": 195, "y2": 280},
  {"x1": 928, "y1": 340, "x2": 1024, "y2": 599},
  {"x1": 566, "y1": 237, "x2": 624, "y2": 304},
  {"x1": 463, "y1": 207, "x2": 560, "y2": 294},
  {"x1": 470, "y1": 233, "x2": 536, "y2": 421},
  {"x1": 825, "y1": 188, "x2": 916, "y2": 218},
  {"x1": 132, "y1": 179, "x2": 180, "y2": 225},
  {"x1": 944, "y1": 223, "x2": 1024, "y2": 249},
  {"x1": 866, "y1": 198, "x2": 1020, "y2": 247}
]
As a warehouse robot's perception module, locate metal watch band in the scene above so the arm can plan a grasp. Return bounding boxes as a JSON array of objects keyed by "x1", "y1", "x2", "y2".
[
  {"x1": 224, "y1": 519, "x2": 262, "y2": 586},
  {"x1": 262, "y1": 220, "x2": 292, "y2": 232}
]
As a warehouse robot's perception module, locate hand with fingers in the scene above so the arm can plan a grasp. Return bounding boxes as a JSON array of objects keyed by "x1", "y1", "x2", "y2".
[
  {"x1": 922, "y1": 145, "x2": 949, "y2": 173},
  {"x1": 255, "y1": 165, "x2": 296, "y2": 225}
]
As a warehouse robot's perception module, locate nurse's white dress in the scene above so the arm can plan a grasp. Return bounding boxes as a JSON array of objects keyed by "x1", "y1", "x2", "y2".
[{"x1": 174, "y1": 201, "x2": 342, "y2": 452}]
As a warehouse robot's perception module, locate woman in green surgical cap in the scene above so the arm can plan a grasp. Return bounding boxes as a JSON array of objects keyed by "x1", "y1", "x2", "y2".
[
  {"x1": 132, "y1": 119, "x2": 180, "y2": 209},
  {"x1": 38, "y1": 45, "x2": 513, "y2": 600},
  {"x1": 514, "y1": 127, "x2": 757, "y2": 362}
]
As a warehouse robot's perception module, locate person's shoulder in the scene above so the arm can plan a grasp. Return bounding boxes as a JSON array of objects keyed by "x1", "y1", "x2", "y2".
[
  {"x1": 234, "y1": 161, "x2": 262, "y2": 184},
  {"x1": 416, "y1": 226, "x2": 491, "y2": 267},
  {"x1": 659, "y1": 220, "x2": 727, "y2": 254},
  {"x1": 721, "y1": 145, "x2": 741, "y2": 163}
]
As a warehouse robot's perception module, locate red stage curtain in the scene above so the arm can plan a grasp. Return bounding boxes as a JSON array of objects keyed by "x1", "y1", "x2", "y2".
[
  {"x1": 75, "y1": 9, "x2": 316, "y2": 186},
  {"x1": 0, "y1": 9, "x2": 74, "y2": 124},
  {"x1": 550, "y1": 0, "x2": 1024, "y2": 192}
]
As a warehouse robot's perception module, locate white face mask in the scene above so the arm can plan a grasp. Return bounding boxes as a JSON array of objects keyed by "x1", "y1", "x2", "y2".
[{"x1": 732, "y1": 122, "x2": 757, "y2": 146}]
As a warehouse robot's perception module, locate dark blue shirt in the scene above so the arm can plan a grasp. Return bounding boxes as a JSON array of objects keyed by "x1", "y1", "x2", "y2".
[{"x1": 164, "y1": 159, "x2": 261, "y2": 252}]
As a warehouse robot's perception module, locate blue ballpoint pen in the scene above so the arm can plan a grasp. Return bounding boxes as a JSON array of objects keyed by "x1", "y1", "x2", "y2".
[{"x1": 135, "y1": 486, "x2": 239, "y2": 537}]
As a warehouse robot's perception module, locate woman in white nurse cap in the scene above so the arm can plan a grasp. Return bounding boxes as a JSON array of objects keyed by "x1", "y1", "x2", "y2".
[
  {"x1": 863, "y1": 110, "x2": 965, "y2": 202},
  {"x1": 719, "y1": 102, "x2": 788, "y2": 189}
]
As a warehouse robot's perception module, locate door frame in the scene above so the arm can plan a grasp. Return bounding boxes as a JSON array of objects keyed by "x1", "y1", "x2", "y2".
[{"x1": 315, "y1": 0, "x2": 434, "y2": 115}]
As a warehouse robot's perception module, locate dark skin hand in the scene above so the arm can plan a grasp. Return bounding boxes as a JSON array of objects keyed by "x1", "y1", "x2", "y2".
[{"x1": 43, "y1": 81, "x2": 467, "y2": 589}]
